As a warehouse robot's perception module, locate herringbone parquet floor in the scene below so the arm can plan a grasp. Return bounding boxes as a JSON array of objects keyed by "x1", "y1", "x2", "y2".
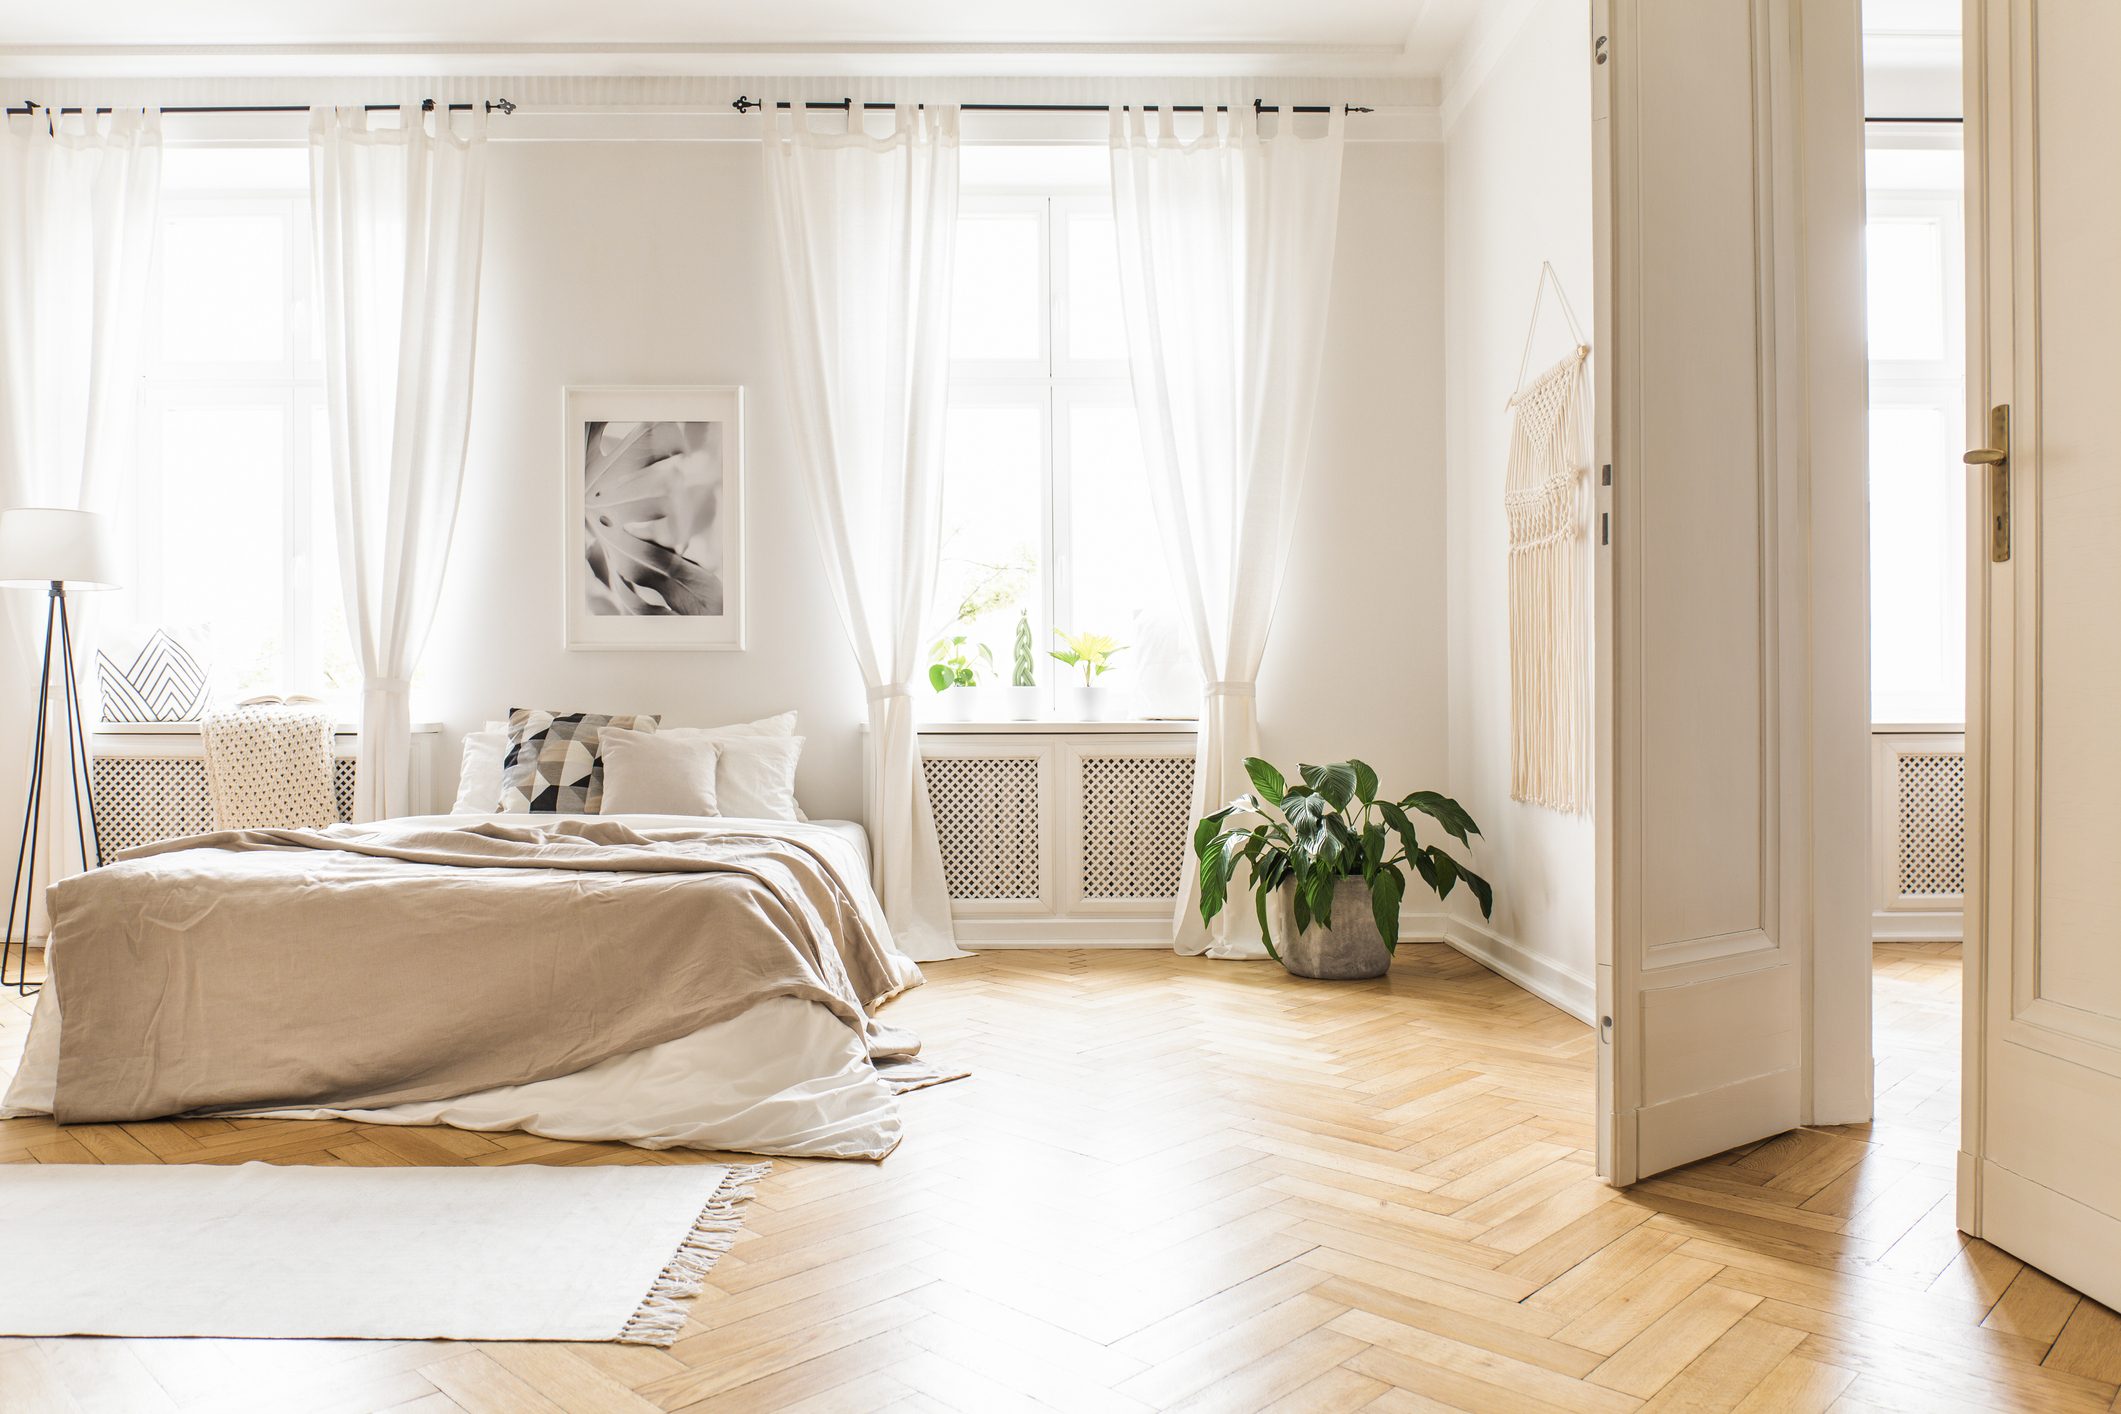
[{"x1": 3, "y1": 939, "x2": 2117, "y2": 1412}]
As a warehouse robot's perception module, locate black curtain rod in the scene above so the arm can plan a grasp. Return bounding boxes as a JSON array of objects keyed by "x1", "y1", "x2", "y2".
[
  {"x1": 4, "y1": 98, "x2": 516, "y2": 117},
  {"x1": 1864, "y1": 115, "x2": 1962, "y2": 123},
  {"x1": 732, "y1": 94, "x2": 1372, "y2": 115}
]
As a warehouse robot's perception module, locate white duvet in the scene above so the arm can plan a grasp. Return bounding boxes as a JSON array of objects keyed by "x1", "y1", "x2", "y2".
[{"x1": 2, "y1": 813, "x2": 929, "y2": 1160}]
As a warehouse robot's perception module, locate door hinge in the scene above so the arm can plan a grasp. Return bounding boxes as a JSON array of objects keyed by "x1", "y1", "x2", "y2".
[{"x1": 1963, "y1": 404, "x2": 2010, "y2": 563}]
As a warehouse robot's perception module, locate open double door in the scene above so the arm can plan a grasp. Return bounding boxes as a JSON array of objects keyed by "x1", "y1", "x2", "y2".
[{"x1": 1592, "y1": 0, "x2": 2121, "y2": 1309}]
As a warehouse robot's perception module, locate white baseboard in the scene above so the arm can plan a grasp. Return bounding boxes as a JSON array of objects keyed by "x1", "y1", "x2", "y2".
[
  {"x1": 1872, "y1": 909, "x2": 1963, "y2": 943},
  {"x1": 949, "y1": 915, "x2": 1172, "y2": 948},
  {"x1": 1408, "y1": 909, "x2": 1597, "y2": 1025}
]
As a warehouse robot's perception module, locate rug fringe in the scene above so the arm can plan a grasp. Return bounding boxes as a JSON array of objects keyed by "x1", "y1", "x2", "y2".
[{"x1": 618, "y1": 1161, "x2": 772, "y2": 1346}]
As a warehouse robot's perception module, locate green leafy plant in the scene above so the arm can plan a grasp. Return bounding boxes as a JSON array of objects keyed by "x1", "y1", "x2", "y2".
[
  {"x1": 1194, "y1": 758, "x2": 1493, "y2": 963},
  {"x1": 1050, "y1": 629, "x2": 1125, "y2": 687},
  {"x1": 1012, "y1": 611, "x2": 1036, "y2": 688},
  {"x1": 927, "y1": 635, "x2": 994, "y2": 692}
]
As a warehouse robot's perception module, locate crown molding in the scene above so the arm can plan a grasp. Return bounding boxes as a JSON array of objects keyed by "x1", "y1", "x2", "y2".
[
  {"x1": 0, "y1": 39, "x2": 1426, "y2": 81},
  {"x1": 1437, "y1": 0, "x2": 1545, "y2": 135}
]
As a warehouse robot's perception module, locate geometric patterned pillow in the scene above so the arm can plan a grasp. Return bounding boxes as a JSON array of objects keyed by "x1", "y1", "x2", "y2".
[
  {"x1": 97, "y1": 626, "x2": 212, "y2": 723},
  {"x1": 498, "y1": 709, "x2": 660, "y2": 813}
]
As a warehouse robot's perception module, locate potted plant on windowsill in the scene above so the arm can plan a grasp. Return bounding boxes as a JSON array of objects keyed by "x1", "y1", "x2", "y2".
[
  {"x1": 1051, "y1": 629, "x2": 1125, "y2": 722},
  {"x1": 1194, "y1": 757, "x2": 1494, "y2": 980},
  {"x1": 926, "y1": 635, "x2": 993, "y2": 722}
]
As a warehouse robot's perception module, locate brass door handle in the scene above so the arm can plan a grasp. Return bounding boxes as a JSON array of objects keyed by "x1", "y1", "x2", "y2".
[{"x1": 1967, "y1": 404, "x2": 2010, "y2": 562}]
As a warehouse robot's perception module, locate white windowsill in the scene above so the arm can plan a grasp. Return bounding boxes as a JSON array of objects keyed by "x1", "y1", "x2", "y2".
[{"x1": 915, "y1": 719, "x2": 1199, "y2": 735}]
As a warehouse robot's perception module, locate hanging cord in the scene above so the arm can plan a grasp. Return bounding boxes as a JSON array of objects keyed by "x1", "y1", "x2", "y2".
[{"x1": 1506, "y1": 261, "x2": 1590, "y2": 408}]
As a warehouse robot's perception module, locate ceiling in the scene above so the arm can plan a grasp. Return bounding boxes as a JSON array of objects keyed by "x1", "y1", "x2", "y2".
[{"x1": 0, "y1": 0, "x2": 1494, "y2": 78}]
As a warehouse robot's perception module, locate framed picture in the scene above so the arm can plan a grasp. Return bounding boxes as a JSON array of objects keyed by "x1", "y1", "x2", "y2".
[{"x1": 562, "y1": 385, "x2": 745, "y2": 651}]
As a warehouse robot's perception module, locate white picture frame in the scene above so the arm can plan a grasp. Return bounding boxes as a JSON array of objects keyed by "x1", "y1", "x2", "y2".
[{"x1": 562, "y1": 385, "x2": 745, "y2": 651}]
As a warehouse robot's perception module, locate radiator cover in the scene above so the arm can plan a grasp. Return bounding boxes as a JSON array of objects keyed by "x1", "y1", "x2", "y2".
[
  {"x1": 89, "y1": 753, "x2": 358, "y2": 865},
  {"x1": 920, "y1": 728, "x2": 1197, "y2": 943}
]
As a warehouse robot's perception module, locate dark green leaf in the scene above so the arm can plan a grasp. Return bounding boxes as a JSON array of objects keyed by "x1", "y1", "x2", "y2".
[
  {"x1": 1425, "y1": 846, "x2": 1459, "y2": 902},
  {"x1": 1198, "y1": 833, "x2": 1231, "y2": 921},
  {"x1": 1371, "y1": 866, "x2": 1405, "y2": 950},
  {"x1": 1400, "y1": 791, "x2": 1482, "y2": 845},
  {"x1": 1351, "y1": 759, "x2": 1380, "y2": 805},
  {"x1": 1301, "y1": 762, "x2": 1358, "y2": 812},
  {"x1": 1458, "y1": 861, "x2": 1495, "y2": 920},
  {"x1": 1362, "y1": 823, "x2": 1387, "y2": 879},
  {"x1": 1378, "y1": 800, "x2": 1421, "y2": 859},
  {"x1": 1193, "y1": 807, "x2": 1236, "y2": 855},
  {"x1": 1244, "y1": 758, "x2": 1287, "y2": 806},
  {"x1": 1254, "y1": 885, "x2": 1281, "y2": 963},
  {"x1": 1308, "y1": 870, "x2": 1337, "y2": 928},
  {"x1": 1292, "y1": 886, "x2": 1312, "y2": 933}
]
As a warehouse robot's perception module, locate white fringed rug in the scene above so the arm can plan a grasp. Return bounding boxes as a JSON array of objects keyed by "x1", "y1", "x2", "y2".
[{"x1": 0, "y1": 1159, "x2": 767, "y2": 1344}]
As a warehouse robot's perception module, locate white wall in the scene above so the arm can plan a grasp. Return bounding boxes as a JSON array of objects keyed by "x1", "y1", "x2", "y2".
[
  {"x1": 421, "y1": 135, "x2": 1451, "y2": 821},
  {"x1": 1259, "y1": 140, "x2": 1449, "y2": 800},
  {"x1": 1441, "y1": 0, "x2": 1597, "y2": 1018}
]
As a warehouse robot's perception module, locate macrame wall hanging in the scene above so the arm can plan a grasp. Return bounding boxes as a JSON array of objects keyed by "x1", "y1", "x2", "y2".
[{"x1": 1504, "y1": 263, "x2": 1592, "y2": 814}]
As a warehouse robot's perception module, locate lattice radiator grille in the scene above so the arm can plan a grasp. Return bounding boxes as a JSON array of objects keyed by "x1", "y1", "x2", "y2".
[
  {"x1": 1079, "y1": 754, "x2": 1196, "y2": 901},
  {"x1": 923, "y1": 754, "x2": 1042, "y2": 900},
  {"x1": 91, "y1": 754, "x2": 357, "y2": 865},
  {"x1": 1896, "y1": 749, "x2": 1965, "y2": 898}
]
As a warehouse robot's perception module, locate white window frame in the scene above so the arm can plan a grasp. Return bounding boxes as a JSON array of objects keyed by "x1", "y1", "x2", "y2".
[
  {"x1": 135, "y1": 169, "x2": 333, "y2": 704},
  {"x1": 946, "y1": 186, "x2": 1141, "y2": 718}
]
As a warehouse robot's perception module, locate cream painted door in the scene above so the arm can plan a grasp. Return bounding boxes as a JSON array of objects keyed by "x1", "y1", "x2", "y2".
[
  {"x1": 1591, "y1": 0, "x2": 1869, "y2": 1185},
  {"x1": 1962, "y1": 0, "x2": 2121, "y2": 1309}
]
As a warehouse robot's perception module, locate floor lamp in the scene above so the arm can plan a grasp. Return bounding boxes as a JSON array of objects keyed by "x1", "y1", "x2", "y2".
[{"x1": 0, "y1": 507, "x2": 119, "y2": 995}]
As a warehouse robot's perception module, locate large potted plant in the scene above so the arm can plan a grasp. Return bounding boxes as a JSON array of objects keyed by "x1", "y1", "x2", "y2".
[{"x1": 1194, "y1": 757, "x2": 1494, "y2": 979}]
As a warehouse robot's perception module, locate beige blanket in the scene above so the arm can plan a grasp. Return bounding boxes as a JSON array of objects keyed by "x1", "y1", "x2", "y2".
[{"x1": 46, "y1": 819, "x2": 919, "y2": 1125}]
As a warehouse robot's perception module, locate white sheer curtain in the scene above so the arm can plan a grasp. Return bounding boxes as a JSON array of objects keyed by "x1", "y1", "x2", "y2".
[
  {"x1": 757, "y1": 101, "x2": 966, "y2": 963},
  {"x1": 0, "y1": 108, "x2": 161, "y2": 914},
  {"x1": 310, "y1": 105, "x2": 487, "y2": 821},
  {"x1": 1109, "y1": 105, "x2": 1346, "y2": 958}
]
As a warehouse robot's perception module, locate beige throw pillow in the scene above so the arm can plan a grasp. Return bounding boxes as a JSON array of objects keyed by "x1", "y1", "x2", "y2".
[{"x1": 598, "y1": 727, "x2": 721, "y2": 817}]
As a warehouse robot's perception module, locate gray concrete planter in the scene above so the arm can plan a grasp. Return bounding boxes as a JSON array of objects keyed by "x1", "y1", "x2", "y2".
[{"x1": 1265, "y1": 877, "x2": 1392, "y2": 980}]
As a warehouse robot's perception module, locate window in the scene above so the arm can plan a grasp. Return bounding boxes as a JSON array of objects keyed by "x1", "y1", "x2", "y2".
[
  {"x1": 1865, "y1": 132, "x2": 1966, "y2": 727},
  {"x1": 930, "y1": 147, "x2": 1186, "y2": 718},
  {"x1": 122, "y1": 145, "x2": 351, "y2": 710}
]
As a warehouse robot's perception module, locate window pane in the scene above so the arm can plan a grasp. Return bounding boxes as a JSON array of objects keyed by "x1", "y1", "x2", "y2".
[
  {"x1": 1065, "y1": 212, "x2": 1129, "y2": 364},
  {"x1": 160, "y1": 213, "x2": 286, "y2": 364},
  {"x1": 1869, "y1": 405, "x2": 1965, "y2": 722},
  {"x1": 1064, "y1": 401, "x2": 1172, "y2": 694},
  {"x1": 951, "y1": 213, "x2": 1042, "y2": 362},
  {"x1": 1865, "y1": 218, "x2": 1945, "y2": 361},
  {"x1": 158, "y1": 404, "x2": 285, "y2": 694},
  {"x1": 933, "y1": 404, "x2": 1044, "y2": 692}
]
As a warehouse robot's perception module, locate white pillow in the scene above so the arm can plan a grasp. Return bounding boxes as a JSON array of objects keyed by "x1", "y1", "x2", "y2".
[
  {"x1": 449, "y1": 721, "x2": 510, "y2": 813},
  {"x1": 654, "y1": 710, "x2": 797, "y2": 743},
  {"x1": 598, "y1": 726, "x2": 720, "y2": 816},
  {"x1": 715, "y1": 736, "x2": 805, "y2": 821}
]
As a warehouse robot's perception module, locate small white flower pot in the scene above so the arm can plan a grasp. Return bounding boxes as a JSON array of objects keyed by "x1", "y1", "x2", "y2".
[{"x1": 1056, "y1": 683, "x2": 1124, "y2": 722}]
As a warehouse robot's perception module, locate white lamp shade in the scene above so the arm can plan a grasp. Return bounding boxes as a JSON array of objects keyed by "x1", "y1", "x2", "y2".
[{"x1": 0, "y1": 507, "x2": 122, "y2": 590}]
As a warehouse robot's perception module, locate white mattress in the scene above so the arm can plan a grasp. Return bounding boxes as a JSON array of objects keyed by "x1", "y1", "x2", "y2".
[{"x1": 3, "y1": 813, "x2": 916, "y2": 1159}]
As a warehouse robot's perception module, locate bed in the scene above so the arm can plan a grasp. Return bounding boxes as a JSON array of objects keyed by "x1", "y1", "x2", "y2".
[{"x1": 1, "y1": 812, "x2": 943, "y2": 1160}]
